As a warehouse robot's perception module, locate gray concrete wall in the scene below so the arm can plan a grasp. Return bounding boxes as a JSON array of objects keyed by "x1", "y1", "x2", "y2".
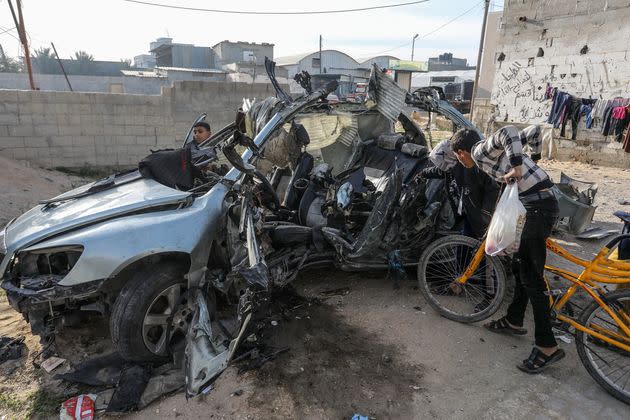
[
  {"x1": 489, "y1": 0, "x2": 630, "y2": 167},
  {"x1": 477, "y1": 11, "x2": 502, "y2": 99},
  {"x1": 0, "y1": 81, "x2": 278, "y2": 169},
  {"x1": 0, "y1": 73, "x2": 226, "y2": 95}
]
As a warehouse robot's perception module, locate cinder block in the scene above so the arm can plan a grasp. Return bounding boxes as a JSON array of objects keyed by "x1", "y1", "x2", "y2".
[
  {"x1": 0, "y1": 102, "x2": 19, "y2": 114},
  {"x1": 53, "y1": 136, "x2": 73, "y2": 146},
  {"x1": 0, "y1": 113, "x2": 18, "y2": 125},
  {"x1": 58, "y1": 125, "x2": 82, "y2": 136},
  {"x1": 0, "y1": 90, "x2": 19, "y2": 102},
  {"x1": 12, "y1": 147, "x2": 27, "y2": 160},
  {"x1": 8, "y1": 126, "x2": 34, "y2": 137},
  {"x1": 35, "y1": 124, "x2": 59, "y2": 136},
  {"x1": 118, "y1": 135, "x2": 136, "y2": 146},
  {"x1": 0, "y1": 136, "x2": 25, "y2": 148},
  {"x1": 124, "y1": 125, "x2": 145, "y2": 136}
]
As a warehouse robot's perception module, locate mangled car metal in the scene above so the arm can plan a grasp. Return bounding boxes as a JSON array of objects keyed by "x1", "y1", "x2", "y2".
[{"x1": 0, "y1": 61, "x2": 478, "y2": 395}]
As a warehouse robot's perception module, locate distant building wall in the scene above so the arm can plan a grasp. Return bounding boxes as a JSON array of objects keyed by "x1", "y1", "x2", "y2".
[
  {"x1": 0, "y1": 81, "x2": 281, "y2": 169},
  {"x1": 487, "y1": 0, "x2": 630, "y2": 168},
  {"x1": 476, "y1": 11, "x2": 502, "y2": 99},
  {"x1": 213, "y1": 41, "x2": 274, "y2": 68}
]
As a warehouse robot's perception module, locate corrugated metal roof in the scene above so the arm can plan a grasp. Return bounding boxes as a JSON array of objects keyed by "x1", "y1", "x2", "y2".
[
  {"x1": 371, "y1": 64, "x2": 406, "y2": 122},
  {"x1": 274, "y1": 52, "x2": 313, "y2": 66},
  {"x1": 275, "y1": 51, "x2": 400, "y2": 67},
  {"x1": 295, "y1": 112, "x2": 358, "y2": 150},
  {"x1": 355, "y1": 55, "x2": 400, "y2": 67},
  {"x1": 121, "y1": 70, "x2": 166, "y2": 78},
  {"x1": 155, "y1": 66, "x2": 226, "y2": 74}
]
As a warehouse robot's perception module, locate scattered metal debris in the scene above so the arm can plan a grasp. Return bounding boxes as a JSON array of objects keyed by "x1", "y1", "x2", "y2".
[
  {"x1": 0, "y1": 336, "x2": 26, "y2": 364},
  {"x1": 574, "y1": 227, "x2": 618, "y2": 240},
  {"x1": 41, "y1": 355, "x2": 66, "y2": 373}
]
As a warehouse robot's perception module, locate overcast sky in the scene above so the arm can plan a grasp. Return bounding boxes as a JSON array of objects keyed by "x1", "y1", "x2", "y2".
[{"x1": 0, "y1": 0, "x2": 503, "y2": 64}]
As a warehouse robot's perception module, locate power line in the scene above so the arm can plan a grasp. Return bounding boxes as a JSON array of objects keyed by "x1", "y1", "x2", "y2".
[
  {"x1": 0, "y1": 26, "x2": 17, "y2": 36},
  {"x1": 420, "y1": 1, "x2": 483, "y2": 39},
  {"x1": 122, "y1": 0, "x2": 431, "y2": 15},
  {"x1": 363, "y1": 1, "x2": 483, "y2": 57}
]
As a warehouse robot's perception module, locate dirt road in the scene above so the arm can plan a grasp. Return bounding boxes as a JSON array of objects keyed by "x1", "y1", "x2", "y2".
[
  {"x1": 1, "y1": 157, "x2": 629, "y2": 418},
  {"x1": 129, "y1": 159, "x2": 630, "y2": 419}
]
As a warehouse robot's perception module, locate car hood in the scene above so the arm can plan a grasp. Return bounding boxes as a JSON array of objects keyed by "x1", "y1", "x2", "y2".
[{"x1": 3, "y1": 177, "x2": 192, "y2": 254}]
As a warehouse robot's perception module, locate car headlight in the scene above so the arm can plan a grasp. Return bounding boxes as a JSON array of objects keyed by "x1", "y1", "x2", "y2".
[{"x1": 11, "y1": 246, "x2": 83, "y2": 290}]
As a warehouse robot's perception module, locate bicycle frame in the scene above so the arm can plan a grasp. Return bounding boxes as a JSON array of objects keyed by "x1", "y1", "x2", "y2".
[{"x1": 455, "y1": 237, "x2": 630, "y2": 352}]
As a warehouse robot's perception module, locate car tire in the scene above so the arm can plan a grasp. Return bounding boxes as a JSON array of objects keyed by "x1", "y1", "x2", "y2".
[{"x1": 110, "y1": 262, "x2": 189, "y2": 362}]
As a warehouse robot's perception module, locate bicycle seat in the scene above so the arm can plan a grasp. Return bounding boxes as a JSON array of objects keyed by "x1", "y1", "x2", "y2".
[{"x1": 614, "y1": 210, "x2": 630, "y2": 224}]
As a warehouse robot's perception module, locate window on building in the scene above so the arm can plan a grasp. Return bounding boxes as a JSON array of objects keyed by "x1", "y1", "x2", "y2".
[{"x1": 312, "y1": 58, "x2": 321, "y2": 68}]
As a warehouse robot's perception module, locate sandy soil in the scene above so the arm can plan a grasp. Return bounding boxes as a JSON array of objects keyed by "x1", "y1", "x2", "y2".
[
  {"x1": 0, "y1": 156, "x2": 86, "y2": 227},
  {"x1": 1, "y1": 156, "x2": 629, "y2": 418}
]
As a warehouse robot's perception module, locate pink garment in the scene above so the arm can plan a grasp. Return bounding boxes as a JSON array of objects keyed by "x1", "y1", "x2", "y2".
[{"x1": 612, "y1": 106, "x2": 627, "y2": 120}]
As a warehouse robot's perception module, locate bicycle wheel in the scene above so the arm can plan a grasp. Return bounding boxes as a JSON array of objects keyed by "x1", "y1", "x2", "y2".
[
  {"x1": 575, "y1": 288, "x2": 630, "y2": 405},
  {"x1": 417, "y1": 235, "x2": 506, "y2": 323}
]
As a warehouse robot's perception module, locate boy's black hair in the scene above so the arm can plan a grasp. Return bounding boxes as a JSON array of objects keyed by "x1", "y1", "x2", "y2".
[
  {"x1": 193, "y1": 121, "x2": 211, "y2": 131},
  {"x1": 450, "y1": 128, "x2": 481, "y2": 153}
]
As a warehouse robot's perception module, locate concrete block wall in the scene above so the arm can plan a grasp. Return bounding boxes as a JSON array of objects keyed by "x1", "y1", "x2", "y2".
[
  {"x1": 488, "y1": 0, "x2": 630, "y2": 167},
  {"x1": 0, "y1": 81, "x2": 279, "y2": 169}
]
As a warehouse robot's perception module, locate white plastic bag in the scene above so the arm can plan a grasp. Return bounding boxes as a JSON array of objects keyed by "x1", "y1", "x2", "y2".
[{"x1": 485, "y1": 183, "x2": 526, "y2": 256}]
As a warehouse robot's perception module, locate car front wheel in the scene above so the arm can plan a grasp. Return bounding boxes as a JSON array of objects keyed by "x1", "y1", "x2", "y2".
[{"x1": 110, "y1": 263, "x2": 191, "y2": 362}]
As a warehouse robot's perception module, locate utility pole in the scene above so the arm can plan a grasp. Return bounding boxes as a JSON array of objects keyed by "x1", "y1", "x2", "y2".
[
  {"x1": 411, "y1": 33, "x2": 418, "y2": 61},
  {"x1": 319, "y1": 35, "x2": 322, "y2": 74},
  {"x1": 8, "y1": 0, "x2": 36, "y2": 89},
  {"x1": 51, "y1": 42, "x2": 73, "y2": 91},
  {"x1": 470, "y1": 0, "x2": 490, "y2": 121}
]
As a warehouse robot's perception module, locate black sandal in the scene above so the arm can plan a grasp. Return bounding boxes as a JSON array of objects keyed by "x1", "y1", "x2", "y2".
[
  {"x1": 484, "y1": 316, "x2": 528, "y2": 336},
  {"x1": 517, "y1": 347, "x2": 565, "y2": 374}
]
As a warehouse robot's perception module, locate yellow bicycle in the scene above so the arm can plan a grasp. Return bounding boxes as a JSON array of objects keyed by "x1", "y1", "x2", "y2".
[{"x1": 417, "y1": 228, "x2": 630, "y2": 404}]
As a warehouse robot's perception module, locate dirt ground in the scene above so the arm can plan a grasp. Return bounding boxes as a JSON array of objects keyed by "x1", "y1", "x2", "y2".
[{"x1": 0, "y1": 156, "x2": 629, "y2": 418}]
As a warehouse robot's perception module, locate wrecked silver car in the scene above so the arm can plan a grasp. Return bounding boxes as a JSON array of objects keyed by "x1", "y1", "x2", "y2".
[{"x1": 0, "y1": 62, "x2": 475, "y2": 395}]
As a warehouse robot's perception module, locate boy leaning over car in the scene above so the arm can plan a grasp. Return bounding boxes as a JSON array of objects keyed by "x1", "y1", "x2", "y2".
[{"x1": 450, "y1": 125, "x2": 564, "y2": 374}]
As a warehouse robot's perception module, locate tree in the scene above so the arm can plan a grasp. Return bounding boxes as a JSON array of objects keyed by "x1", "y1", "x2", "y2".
[
  {"x1": 120, "y1": 58, "x2": 131, "y2": 68},
  {"x1": 0, "y1": 44, "x2": 23, "y2": 73},
  {"x1": 73, "y1": 50, "x2": 94, "y2": 62},
  {"x1": 32, "y1": 46, "x2": 59, "y2": 74},
  {"x1": 34, "y1": 47, "x2": 54, "y2": 59}
]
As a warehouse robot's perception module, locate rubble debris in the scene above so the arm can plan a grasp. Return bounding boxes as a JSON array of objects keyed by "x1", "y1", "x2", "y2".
[
  {"x1": 106, "y1": 364, "x2": 152, "y2": 413},
  {"x1": 574, "y1": 227, "x2": 618, "y2": 240},
  {"x1": 94, "y1": 389, "x2": 115, "y2": 411},
  {"x1": 0, "y1": 336, "x2": 26, "y2": 364},
  {"x1": 231, "y1": 389, "x2": 244, "y2": 397},
  {"x1": 138, "y1": 364, "x2": 185, "y2": 409},
  {"x1": 55, "y1": 352, "x2": 125, "y2": 386},
  {"x1": 41, "y1": 356, "x2": 66, "y2": 373},
  {"x1": 59, "y1": 394, "x2": 96, "y2": 420}
]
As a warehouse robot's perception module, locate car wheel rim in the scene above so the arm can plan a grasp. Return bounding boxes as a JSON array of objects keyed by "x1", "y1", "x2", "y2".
[{"x1": 141, "y1": 283, "x2": 190, "y2": 356}]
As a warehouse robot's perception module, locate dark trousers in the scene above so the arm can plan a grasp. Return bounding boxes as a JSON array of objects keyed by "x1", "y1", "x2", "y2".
[{"x1": 506, "y1": 196, "x2": 559, "y2": 348}]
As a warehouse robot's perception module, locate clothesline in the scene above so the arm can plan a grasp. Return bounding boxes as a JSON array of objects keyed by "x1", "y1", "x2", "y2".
[{"x1": 545, "y1": 85, "x2": 630, "y2": 153}]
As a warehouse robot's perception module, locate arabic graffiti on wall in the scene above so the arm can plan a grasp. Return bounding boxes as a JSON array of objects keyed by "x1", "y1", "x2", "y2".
[
  {"x1": 491, "y1": 57, "x2": 626, "y2": 125},
  {"x1": 492, "y1": 61, "x2": 551, "y2": 123}
]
